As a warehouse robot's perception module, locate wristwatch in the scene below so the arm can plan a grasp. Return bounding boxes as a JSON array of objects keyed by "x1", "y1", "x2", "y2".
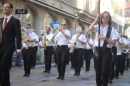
[{"x1": 105, "y1": 37, "x2": 108, "y2": 42}]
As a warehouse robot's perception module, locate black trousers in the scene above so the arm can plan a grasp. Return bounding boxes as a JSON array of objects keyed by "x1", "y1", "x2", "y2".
[
  {"x1": 84, "y1": 49, "x2": 93, "y2": 71},
  {"x1": 66, "y1": 49, "x2": 69, "y2": 65},
  {"x1": 31, "y1": 46, "x2": 38, "y2": 67},
  {"x1": 120, "y1": 53, "x2": 126, "y2": 73},
  {"x1": 126, "y1": 53, "x2": 129, "y2": 68},
  {"x1": 70, "y1": 52, "x2": 74, "y2": 68},
  {"x1": 120, "y1": 53, "x2": 126, "y2": 74},
  {"x1": 109, "y1": 46, "x2": 117, "y2": 80},
  {"x1": 94, "y1": 48, "x2": 112, "y2": 86},
  {"x1": 44, "y1": 46, "x2": 53, "y2": 71},
  {"x1": 73, "y1": 49, "x2": 84, "y2": 74},
  {"x1": 56, "y1": 45, "x2": 68, "y2": 77},
  {"x1": 115, "y1": 55, "x2": 122, "y2": 78},
  {"x1": 0, "y1": 51, "x2": 14, "y2": 86},
  {"x1": 22, "y1": 47, "x2": 33, "y2": 75}
]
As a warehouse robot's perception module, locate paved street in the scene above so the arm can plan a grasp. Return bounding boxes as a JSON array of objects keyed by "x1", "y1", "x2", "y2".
[{"x1": 10, "y1": 61, "x2": 130, "y2": 86}]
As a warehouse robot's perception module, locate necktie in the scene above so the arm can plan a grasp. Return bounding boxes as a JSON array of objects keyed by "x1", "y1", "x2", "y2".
[{"x1": 3, "y1": 18, "x2": 7, "y2": 30}]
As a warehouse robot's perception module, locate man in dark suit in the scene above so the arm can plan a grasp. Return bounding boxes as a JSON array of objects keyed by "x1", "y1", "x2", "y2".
[{"x1": 0, "y1": 2, "x2": 21, "y2": 86}]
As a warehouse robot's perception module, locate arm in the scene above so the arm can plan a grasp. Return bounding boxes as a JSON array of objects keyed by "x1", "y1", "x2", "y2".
[
  {"x1": 14, "y1": 19, "x2": 21, "y2": 51},
  {"x1": 78, "y1": 39, "x2": 86, "y2": 44},
  {"x1": 62, "y1": 31, "x2": 70, "y2": 39},
  {"x1": 88, "y1": 41, "x2": 94, "y2": 47},
  {"x1": 89, "y1": 13, "x2": 100, "y2": 31}
]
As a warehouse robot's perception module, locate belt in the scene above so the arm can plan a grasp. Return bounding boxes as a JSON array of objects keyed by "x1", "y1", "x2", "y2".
[
  {"x1": 86, "y1": 48, "x2": 92, "y2": 50},
  {"x1": 23, "y1": 47, "x2": 33, "y2": 49},
  {"x1": 57, "y1": 45, "x2": 67, "y2": 47}
]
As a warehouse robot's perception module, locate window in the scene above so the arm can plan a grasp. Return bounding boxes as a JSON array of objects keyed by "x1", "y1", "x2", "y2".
[{"x1": 63, "y1": 0, "x2": 73, "y2": 6}]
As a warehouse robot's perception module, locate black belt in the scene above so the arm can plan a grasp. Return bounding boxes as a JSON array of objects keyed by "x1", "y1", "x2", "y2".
[
  {"x1": 23, "y1": 47, "x2": 33, "y2": 49},
  {"x1": 57, "y1": 45, "x2": 67, "y2": 47}
]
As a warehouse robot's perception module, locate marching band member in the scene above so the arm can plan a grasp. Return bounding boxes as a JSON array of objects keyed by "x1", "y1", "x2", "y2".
[
  {"x1": 114, "y1": 31, "x2": 123, "y2": 79},
  {"x1": 31, "y1": 29, "x2": 39, "y2": 68},
  {"x1": 43, "y1": 27, "x2": 54, "y2": 73},
  {"x1": 54, "y1": 19, "x2": 71, "y2": 80},
  {"x1": 84, "y1": 33, "x2": 94, "y2": 72},
  {"x1": 120, "y1": 33, "x2": 128, "y2": 75},
  {"x1": 22, "y1": 24, "x2": 36, "y2": 77},
  {"x1": 69, "y1": 26, "x2": 86, "y2": 76},
  {"x1": 109, "y1": 22, "x2": 117, "y2": 83},
  {"x1": 89, "y1": 11, "x2": 117, "y2": 86}
]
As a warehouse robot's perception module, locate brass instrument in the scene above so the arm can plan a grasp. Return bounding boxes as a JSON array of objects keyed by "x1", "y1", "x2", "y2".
[
  {"x1": 50, "y1": 30, "x2": 60, "y2": 43},
  {"x1": 69, "y1": 33, "x2": 81, "y2": 53},
  {"x1": 21, "y1": 28, "x2": 34, "y2": 48}
]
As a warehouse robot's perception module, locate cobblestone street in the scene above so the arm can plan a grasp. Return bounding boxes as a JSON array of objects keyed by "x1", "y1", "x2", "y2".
[{"x1": 10, "y1": 62, "x2": 130, "y2": 86}]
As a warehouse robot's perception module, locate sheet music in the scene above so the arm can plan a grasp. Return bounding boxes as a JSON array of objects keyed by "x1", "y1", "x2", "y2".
[
  {"x1": 53, "y1": 24, "x2": 60, "y2": 29},
  {"x1": 25, "y1": 29, "x2": 32, "y2": 34}
]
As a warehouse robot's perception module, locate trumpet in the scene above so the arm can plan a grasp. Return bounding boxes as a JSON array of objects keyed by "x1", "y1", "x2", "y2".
[{"x1": 50, "y1": 30, "x2": 60, "y2": 43}]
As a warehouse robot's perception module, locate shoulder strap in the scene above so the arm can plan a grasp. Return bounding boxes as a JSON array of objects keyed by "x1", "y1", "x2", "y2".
[{"x1": 102, "y1": 27, "x2": 112, "y2": 50}]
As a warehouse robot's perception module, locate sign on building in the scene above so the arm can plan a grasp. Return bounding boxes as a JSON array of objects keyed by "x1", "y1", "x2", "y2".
[{"x1": 15, "y1": 9, "x2": 28, "y2": 14}]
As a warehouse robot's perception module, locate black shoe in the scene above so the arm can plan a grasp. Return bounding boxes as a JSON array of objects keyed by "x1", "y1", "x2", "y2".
[
  {"x1": 25, "y1": 74, "x2": 30, "y2": 77},
  {"x1": 60, "y1": 76, "x2": 64, "y2": 80},
  {"x1": 47, "y1": 71, "x2": 50, "y2": 73},
  {"x1": 15, "y1": 64, "x2": 18, "y2": 66},
  {"x1": 120, "y1": 73, "x2": 123, "y2": 75},
  {"x1": 109, "y1": 80, "x2": 112, "y2": 84},
  {"x1": 23, "y1": 74, "x2": 29, "y2": 77},
  {"x1": 126, "y1": 67, "x2": 128, "y2": 70},
  {"x1": 73, "y1": 73, "x2": 77, "y2": 76},
  {"x1": 31, "y1": 66, "x2": 35, "y2": 69},
  {"x1": 115, "y1": 76, "x2": 118, "y2": 79},
  {"x1": 57, "y1": 76, "x2": 61, "y2": 79},
  {"x1": 23, "y1": 74, "x2": 26, "y2": 76},
  {"x1": 77, "y1": 72, "x2": 80, "y2": 76},
  {"x1": 43, "y1": 70, "x2": 47, "y2": 73}
]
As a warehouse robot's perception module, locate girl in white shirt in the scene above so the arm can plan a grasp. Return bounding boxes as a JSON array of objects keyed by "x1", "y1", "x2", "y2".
[{"x1": 89, "y1": 11, "x2": 117, "y2": 86}]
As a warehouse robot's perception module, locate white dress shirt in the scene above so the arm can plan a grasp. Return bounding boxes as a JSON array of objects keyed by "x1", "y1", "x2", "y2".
[
  {"x1": 54, "y1": 29, "x2": 71, "y2": 45},
  {"x1": 45, "y1": 33, "x2": 54, "y2": 46},
  {"x1": 85, "y1": 38, "x2": 94, "y2": 49},
  {"x1": 70, "y1": 34, "x2": 86, "y2": 49},
  {"x1": 93, "y1": 24, "x2": 117, "y2": 48},
  {"x1": 32, "y1": 32, "x2": 39, "y2": 46},
  {"x1": 116, "y1": 37, "x2": 122, "y2": 55}
]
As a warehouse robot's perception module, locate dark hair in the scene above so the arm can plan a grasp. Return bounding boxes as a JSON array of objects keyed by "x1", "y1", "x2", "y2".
[
  {"x1": 4, "y1": 2, "x2": 13, "y2": 8},
  {"x1": 26, "y1": 24, "x2": 31, "y2": 27},
  {"x1": 101, "y1": 11, "x2": 112, "y2": 28},
  {"x1": 86, "y1": 33, "x2": 90, "y2": 37}
]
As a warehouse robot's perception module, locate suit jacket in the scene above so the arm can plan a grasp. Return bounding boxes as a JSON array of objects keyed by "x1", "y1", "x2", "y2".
[{"x1": 0, "y1": 16, "x2": 21, "y2": 52}]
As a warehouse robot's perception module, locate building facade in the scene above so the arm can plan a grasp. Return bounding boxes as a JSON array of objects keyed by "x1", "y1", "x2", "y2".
[{"x1": 0, "y1": 0, "x2": 96, "y2": 37}]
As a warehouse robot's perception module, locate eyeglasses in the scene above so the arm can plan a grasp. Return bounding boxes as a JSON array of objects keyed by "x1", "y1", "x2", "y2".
[
  {"x1": 2, "y1": 7, "x2": 10, "y2": 9},
  {"x1": 101, "y1": 16, "x2": 109, "y2": 19},
  {"x1": 86, "y1": 36, "x2": 90, "y2": 37},
  {"x1": 62, "y1": 24, "x2": 66, "y2": 26}
]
